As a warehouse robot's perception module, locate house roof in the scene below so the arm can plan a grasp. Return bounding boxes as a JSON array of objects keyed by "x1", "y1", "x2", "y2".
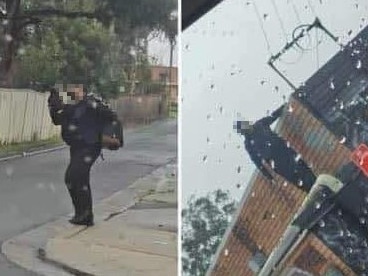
[
  {"x1": 294, "y1": 26, "x2": 368, "y2": 149},
  {"x1": 209, "y1": 25, "x2": 368, "y2": 275}
]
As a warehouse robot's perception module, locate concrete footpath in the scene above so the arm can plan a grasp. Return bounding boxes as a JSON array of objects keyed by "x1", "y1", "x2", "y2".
[{"x1": 2, "y1": 162, "x2": 177, "y2": 276}]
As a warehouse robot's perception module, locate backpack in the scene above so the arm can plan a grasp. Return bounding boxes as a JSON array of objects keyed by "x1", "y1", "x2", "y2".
[{"x1": 101, "y1": 119, "x2": 124, "y2": 150}]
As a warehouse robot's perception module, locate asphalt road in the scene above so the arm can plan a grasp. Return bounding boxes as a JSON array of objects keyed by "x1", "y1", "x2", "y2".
[{"x1": 0, "y1": 119, "x2": 177, "y2": 275}]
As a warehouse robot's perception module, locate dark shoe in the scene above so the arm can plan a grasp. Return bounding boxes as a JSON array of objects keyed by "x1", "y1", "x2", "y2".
[{"x1": 68, "y1": 214, "x2": 94, "y2": 226}]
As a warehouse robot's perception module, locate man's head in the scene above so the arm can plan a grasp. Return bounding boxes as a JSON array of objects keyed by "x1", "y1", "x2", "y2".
[
  {"x1": 234, "y1": 120, "x2": 254, "y2": 136},
  {"x1": 66, "y1": 83, "x2": 85, "y2": 102}
]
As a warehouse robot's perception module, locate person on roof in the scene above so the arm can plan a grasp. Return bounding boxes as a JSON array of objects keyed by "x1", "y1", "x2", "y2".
[{"x1": 235, "y1": 104, "x2": 316, "y2": 191}]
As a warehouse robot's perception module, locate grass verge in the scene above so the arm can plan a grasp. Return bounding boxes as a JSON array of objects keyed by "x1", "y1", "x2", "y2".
[{"x1": 0, "y1": 136, "x2": 64, "y2": 158}]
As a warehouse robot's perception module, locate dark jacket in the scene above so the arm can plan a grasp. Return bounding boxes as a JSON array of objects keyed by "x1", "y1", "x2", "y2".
[
  {"x1": 48, "y1": 91, "x2": 116, "y2": 147},
  {"x1": 242, "y1": 105, "x2": 285, "y2": 181}
]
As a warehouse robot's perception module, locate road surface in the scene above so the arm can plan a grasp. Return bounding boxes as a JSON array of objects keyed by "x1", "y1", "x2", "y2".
[{"x1": 0, "y1": 120, "x2": 177, "y2": 275}]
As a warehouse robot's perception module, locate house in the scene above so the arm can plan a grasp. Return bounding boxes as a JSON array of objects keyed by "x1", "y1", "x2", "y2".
[{"x1": 208, "y1": 25, "x2": 368, "y2": 276}]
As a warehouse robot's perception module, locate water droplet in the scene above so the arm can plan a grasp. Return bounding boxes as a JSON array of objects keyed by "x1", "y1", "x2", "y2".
[
  {"x1": 315, "y1": 202, "x2": 321, "y2": 209},
  {"x1": 224, "y1": 249, "x2": 229, "y2": 256},
  {"x1": 237, "y1": 166, "x2": 241, "y2": 173},
  {"x1": 202, "y1": 155, "x2": 208, "y2": 163},
  {"x1": 318, "y1": 220, "x2": 325, "y2": 227},
  {"x1": 283, "y1": 182, "x2": 288, "y2": 187},
  {"x1": 339, "y1": 230, "x2": 344, "y2": 237},
  {"x1": 5, "y1": 166, "x2": 14, "y2": 177},
  {"x1": 36, "y1": 183, "x2": 45, "y2": 189},
  {"x1": 339, "y1": 102, "x2": 344, "y2": 110},
  {"x1": 263, "y1": 14, "x2": 268, "y2": 20},
  {"x1": 219, "y1": 106, "x2": 223, "y2": 114},
  {"x1": 84, "y1": 156, "x2": 92, "y2": 163},
  {"x1": 286, "y1": 141, "x2": 291, "y2": 148},
  {"x1": 50, "y1": 183, "x2": 56, "y2": 193},
  {"x1": 251, "y1": 192, "x2": 256, "y2": 197},
  {"x1": 68, "y1": 124, "x2": 77, "y2": 131},
  {"x1": 295, "y1": 154, "x2": 301, "y2": 162},
  {"x1": 288, "y1": 104, "x2": 294, "y2": 113},
  {"x1": 346, "y1": 80, "x2": 351, "y2": 86},
  {"x1": 337, "y1": 209, "x2": 343, "y2": 216},
  {"x1": 271, "y1": 214, "x2": 276, "y2": 219},
  {"x1": 360, "y1": 217, "x2": 366, "y2": 224},
  {"x1": 363, "y1": 208, "x2": 368, "y2": 215},
  {"x1": 4, "y1": 34, "x2": 12, "y2": 42},
  {"x1": 356, "y1": 60, "x2": 362, "y2": 69},
  {"x1": 348, "y1": 247, "x2": 353, "y2": 254},
  {"x1": 236, "y1": 183, "x2": 241, "y2": 189},
  {"x1": 250, "y1": 139, "x2": 255, "y2": 145},
  {"x1": 339, "y1": 136, "x2": 346, "y2": 144},
  {"x1": 356, "y1": 120, "x2": 361, "y2": 125},
  {"x1": 329, "y1": 79, "x2": 335, "y2": 90},
  {"x1": 270, "y1": 160, "x2": 275, "y2": 169},
  {"x1": 91, "y1": 101, "x2": 98, "y2": 109},
  {"x1": 298, "y1": 180, "x2": 303, "y2": 187}
]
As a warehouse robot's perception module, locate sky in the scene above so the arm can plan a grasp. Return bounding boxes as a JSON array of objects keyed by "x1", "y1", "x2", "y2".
[
  {"x1": 182, "y1": 0, "x2": 368, "y2": 204},
  {"x1": 148, "y1": 33, "x2": 178, "y2": 67}
]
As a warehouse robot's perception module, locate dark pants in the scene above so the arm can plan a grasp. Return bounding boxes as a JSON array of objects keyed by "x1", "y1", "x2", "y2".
[{"x1": 64, "y1": 145, "x2": 101, "y2": 218}]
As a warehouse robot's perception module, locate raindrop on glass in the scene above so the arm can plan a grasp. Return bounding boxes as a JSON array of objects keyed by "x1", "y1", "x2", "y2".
[
  {"x1": 84, "y1": 156, "x2": 92, "y2": 163},
  {"x1": 202, "y1": 155, "x2": 208, "y2": 163},
  {"x1": 4, "y1": 34, "x2": 12, "y2": 42},
  {"x1": 356, "y1": 60, "x2": 362, "y2": 69},
  {"x1": 270, "y1": 160, "x2": 275, "y2": 169},
  {"x1": 68, "y1": 124, "x2": 77, "y2": 131},
  {"x1": 50, "y1": 183, "x2": 56, "y2": 193},
  {"x1": 5, "y1": 166, "x2": 14, "y2": 177},
  {"x1": 339, "y1": 136, "x2": 346, "y2": 144},
  {"x1": 288, "y1": 104, "x2": 293, "y2": 113},
  {"x1": 36, "y1": 183, "x2": 45, "y2": 189},
  {"x1": 295, "y1": 154, "x2": 301, "y2": 162}
]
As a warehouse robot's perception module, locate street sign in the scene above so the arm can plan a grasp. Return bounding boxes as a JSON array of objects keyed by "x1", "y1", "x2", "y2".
[{"x1": 351, "y1": 144, "x2": 368, "y2": 177}]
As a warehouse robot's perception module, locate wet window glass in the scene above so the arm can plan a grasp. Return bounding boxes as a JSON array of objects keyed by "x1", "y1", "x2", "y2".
[
  {"x1": 182, "y1": 0, "x2": 368, "y2": 276},
  {"x1": 0, "y1": 0, "x2": 177, "y2": 275}
]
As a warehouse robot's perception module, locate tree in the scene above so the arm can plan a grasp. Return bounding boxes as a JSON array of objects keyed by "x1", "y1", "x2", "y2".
[
  {"x1": 0, "y1": 0, "x2": 177, "y2": 87},
  {"x1": 182, "y1": 189, "x2": 237, "y2": 276}
]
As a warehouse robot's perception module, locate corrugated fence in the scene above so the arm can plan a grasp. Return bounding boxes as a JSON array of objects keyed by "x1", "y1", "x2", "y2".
[
  {"x1": 0, "y1": 89, "x2": 165, "y2": 145},
  {"x1": 0, "y1": 89, "x2": 60, "y2": 145}
]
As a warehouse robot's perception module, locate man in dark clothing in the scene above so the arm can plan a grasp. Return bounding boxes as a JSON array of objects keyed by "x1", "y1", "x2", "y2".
[
  {"x1": 235, "y1": 104, "x2": 316, "y2": 191},
  {"x1": 48, "y1": 84, "x2": 117, "y2": 226}
]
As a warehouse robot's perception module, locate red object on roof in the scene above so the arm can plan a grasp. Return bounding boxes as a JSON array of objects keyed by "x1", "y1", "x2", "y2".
[{"x1": 351, "y1": 144, "x2": 368, "y2": 177}]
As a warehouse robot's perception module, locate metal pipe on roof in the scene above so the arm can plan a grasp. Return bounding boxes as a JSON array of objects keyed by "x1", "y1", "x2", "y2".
[{"x1": 258, "y1": 175, "x2": 344, "y2": 276}]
